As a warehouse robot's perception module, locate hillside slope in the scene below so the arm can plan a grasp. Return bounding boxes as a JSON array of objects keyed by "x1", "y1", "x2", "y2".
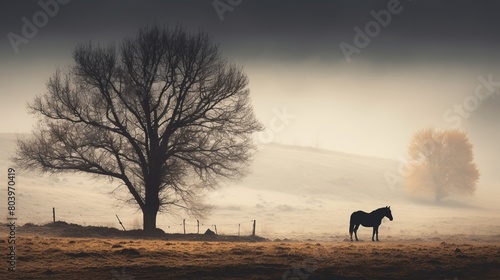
[
  {"x1": 245, "y1": 144, "x2": 401, "y2": 199},
  {"x1": 1, "y1": 134, "x2": 498, "y2": 240}
]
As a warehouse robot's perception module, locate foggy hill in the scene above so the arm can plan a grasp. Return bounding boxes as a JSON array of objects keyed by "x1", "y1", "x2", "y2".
[
  {"x1": 243, "y1": 143, "x2": 401, "y2": 200},
  {"x1": 1, "y1": 133, "x2": 499, "y2": 240},
  {"x1": 0, "y1": 133, "x2": 402, "y2": 208}
]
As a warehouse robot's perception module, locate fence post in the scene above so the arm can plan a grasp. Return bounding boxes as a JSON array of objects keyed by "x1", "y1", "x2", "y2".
[
  {"x1": 197, "y1": 220, "x2": 200, "y2": 234},
  {"x1": 238, "y1": 224, "x2": 241, "y2": 236},
  {"x1": 214, "y1": 225, "x2": 218, "y2": 235},
  {"x1": 53, "y1": 207, "x2": 56, "y2": 223},
  {"x1": 116, "y1": 215, "x2": 126, "y2": 231},
  {"x1": 183, "y1": 219, "x2": 186, "y2": 234},
  {"x1": 252, "y1": 220, "x2": 256, "y2": 236}
]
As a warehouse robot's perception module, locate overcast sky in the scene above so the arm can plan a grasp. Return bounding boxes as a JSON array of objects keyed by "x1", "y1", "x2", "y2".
[{"x1": 1, "y1": 0, "x2": 500, "y2": 174}]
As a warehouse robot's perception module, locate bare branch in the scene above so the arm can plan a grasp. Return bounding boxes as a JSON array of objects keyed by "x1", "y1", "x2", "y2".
[{"x1": 15, "y1": 24, "x2": 262, "y2": 232}]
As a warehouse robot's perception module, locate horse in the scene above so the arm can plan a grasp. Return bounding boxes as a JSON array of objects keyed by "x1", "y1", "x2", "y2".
[{"x1": 349, "y1": 206, "x2": 393, "y2": 241}]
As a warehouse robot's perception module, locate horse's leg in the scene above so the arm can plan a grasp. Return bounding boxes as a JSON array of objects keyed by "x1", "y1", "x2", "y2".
[
  {"x1": 372, "y1": 227, "x2": 375, "y2": 241},
  {"x1": 349, "y1": 222, "x2": 354, "y2": 241},
  {"x1": 375, "y1": 226, "x2": 379, "y2": 241},
  {"x1": 354, "y1": 224, "x2": 359, "y2": 241}
]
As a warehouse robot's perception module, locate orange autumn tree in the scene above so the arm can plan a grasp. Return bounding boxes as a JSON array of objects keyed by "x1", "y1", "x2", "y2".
[{"x1": 405, "y1": 128, "x2": 480, "y2": 203}]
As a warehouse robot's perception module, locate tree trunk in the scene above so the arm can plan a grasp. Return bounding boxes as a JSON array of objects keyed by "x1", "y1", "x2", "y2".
[
  {"x1": 143, "y1": 127, "x2": 162, "y2": 234},
  {"x1": 143, "y1": 178, "x2": 160, "y2": 233},
  {"x1": 143, "y1": 203, "x2": 159, "y2": 234},
  {"x1": 432, "y1": 171, "x2": 445, "y2": 203}
]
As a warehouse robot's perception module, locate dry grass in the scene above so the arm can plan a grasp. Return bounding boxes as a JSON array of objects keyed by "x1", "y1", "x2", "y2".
[{"x1": 4, "y1": 234, "x2": 500, "y2": 280}]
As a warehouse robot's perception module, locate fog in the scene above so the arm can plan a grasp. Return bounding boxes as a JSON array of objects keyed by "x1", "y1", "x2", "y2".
[
  {"x1": 243, "y1": 60, "x2": 500, "y2": 185},
  {"x1": 2, "y1": 133, "x2": 499, "y2": 240},
  {"x1": 1, "y1": 0, "x2": 500, "y2": 239},
  {"x1": 5, "y1": 57, "x2": 500, "y2": 167}
]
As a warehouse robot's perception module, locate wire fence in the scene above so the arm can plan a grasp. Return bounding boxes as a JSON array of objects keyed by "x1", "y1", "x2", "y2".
[
  {"x1": 29, "y1": 207, "x2": 257, "y2": 236},
  {"x1": 168, "y1": 219, "x2": 256, "y2": 236}
]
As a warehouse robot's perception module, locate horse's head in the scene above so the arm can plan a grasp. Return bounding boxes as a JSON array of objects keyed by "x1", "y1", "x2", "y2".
[{"x1": 385, "y1": 206, "x2": 393, "y2": 221}]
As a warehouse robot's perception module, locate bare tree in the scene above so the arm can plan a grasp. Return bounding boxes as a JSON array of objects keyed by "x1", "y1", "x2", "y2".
[
  {"x1": 405, "y1": 128, "x2": 480, "y2": 203},
  {"x1": 15, "y1": 25, "x2": 263, "y2": 233}
]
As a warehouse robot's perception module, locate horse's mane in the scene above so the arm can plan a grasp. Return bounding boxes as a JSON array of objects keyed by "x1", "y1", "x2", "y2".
[{"x1": 371, "y1": 207, "x2": 388, "y2": 213}]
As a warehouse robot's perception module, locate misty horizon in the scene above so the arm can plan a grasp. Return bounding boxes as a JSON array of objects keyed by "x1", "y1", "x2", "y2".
[
  {"x1": 2, "y1": 1, "x2": 500, "y2": 163},
  {"x1": 2, "y1": 1, "x2": 500, "y2": 198},
  {"x1": 2, "y1": 2, "x2": 500, "y2": 278}
]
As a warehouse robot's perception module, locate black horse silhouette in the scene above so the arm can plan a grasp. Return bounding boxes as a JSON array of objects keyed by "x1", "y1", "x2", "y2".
[{"x1": 349, "y1": 206, "x2": 393, "y2": 241}]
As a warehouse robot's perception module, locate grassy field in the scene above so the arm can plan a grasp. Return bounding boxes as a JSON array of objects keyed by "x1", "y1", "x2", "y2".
[
  {"x1": 2, "y1": 135, "x2": 500, "y2": 279},
  {"x1": 4, "y1": 232, "x2": 500, "y2": 279}
]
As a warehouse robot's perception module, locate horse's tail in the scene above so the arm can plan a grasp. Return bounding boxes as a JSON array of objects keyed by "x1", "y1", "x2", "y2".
[{"x1": 349, "y1": 213, "x2": 354, "y2": 237}]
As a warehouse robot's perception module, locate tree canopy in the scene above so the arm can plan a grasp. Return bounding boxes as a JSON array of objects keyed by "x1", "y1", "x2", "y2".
[
  {"x1": 15, "y1": 25, "x2": 263, "y2": 232},
  {"x1": 405, "y1": 128, "x2": 480, "y2": 202}
]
